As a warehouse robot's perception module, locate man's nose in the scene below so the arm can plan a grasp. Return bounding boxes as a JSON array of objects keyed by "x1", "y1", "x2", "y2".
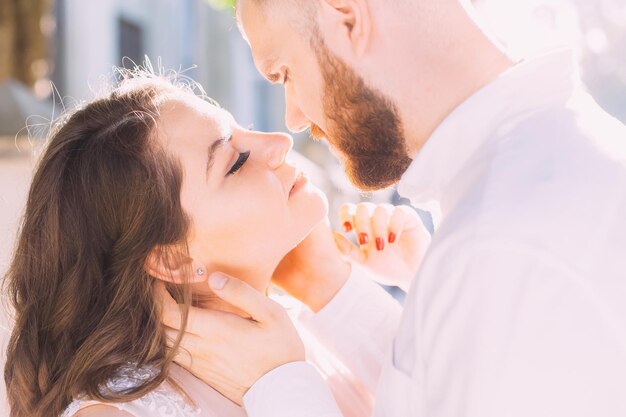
[{"x1": 284, "y1": 90, "x2": 310, "y2": 133}]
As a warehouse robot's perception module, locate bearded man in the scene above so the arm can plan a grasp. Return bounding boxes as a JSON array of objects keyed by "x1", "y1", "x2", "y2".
[{"x1": 162, "y1": 1, "x2": 626, "y2": 416}]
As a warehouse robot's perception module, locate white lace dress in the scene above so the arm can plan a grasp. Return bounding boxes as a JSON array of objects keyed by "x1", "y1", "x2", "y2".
[{"x1": 61, "y1": 363, "x2": 246, "y2": 417}]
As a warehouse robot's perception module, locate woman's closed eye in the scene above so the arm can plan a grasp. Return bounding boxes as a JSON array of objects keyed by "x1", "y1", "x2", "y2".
[{"x1": 227, "y1": 151, "x2": 251, "y2": 176}]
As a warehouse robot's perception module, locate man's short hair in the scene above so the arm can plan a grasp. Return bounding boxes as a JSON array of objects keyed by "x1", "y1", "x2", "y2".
[{"x1": 250, "y1": 0, "x2": 318, "y2": 37}]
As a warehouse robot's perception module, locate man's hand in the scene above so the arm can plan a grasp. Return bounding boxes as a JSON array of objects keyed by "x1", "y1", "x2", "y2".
[
  {"x1": 159, "y1": 276, "x2": 305, "y2": 405},
  {"x1": 272, "y1": 219, "x2": 352, "y2": 312},
  {"x1": 334, "y1": 203, "x2": 431, "y2": 291}
]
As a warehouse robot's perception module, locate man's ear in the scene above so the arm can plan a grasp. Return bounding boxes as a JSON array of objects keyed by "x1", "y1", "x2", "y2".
[
  {"x1": 319, "y1": 0, "x2": 372, "y2": 57},
  {"x1": 145, "y1": 245, "x2": 206, "y2": 284}
]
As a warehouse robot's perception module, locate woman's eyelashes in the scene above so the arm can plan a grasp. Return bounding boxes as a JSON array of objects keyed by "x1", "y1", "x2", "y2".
[{"x1": 226, "y1": 151, "x2": 251, "y2": 176}]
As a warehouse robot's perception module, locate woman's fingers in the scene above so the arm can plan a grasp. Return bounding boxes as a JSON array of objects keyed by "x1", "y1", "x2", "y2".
[
  {"x1": 354, "y1": 202, "x2": 375, "y2": 246},
  {"x1": 339, "y1": 203, "x2": 355, "y2": 233},
  {"x1": 389, "y1": 205, "x2": 423, "y2": 243},
  {"x1": 388, "y1": 205, "x2": 410, "y2": 244},
  {"x1": 340, "y1": 202, "x2": 375, "y2": 246},
  {"x1": 339, "y1": 202, "x2": 390, "y2": 250},
  {"x1": 338, "y1": 203, "x2": 422, "y2": 251},
  {"x1": 372, "y1": 204, "x2": 392, "y2": 251}
]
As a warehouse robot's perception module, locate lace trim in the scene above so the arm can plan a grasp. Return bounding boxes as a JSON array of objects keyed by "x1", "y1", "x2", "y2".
[{"x1": 61, "y1": 365, "x2": 200, "y2": 417}]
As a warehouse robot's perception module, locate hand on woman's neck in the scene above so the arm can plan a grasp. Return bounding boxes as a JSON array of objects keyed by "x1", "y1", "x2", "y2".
[{"x1": 189, "y1": 266, "x2": 274, "y2": 319}]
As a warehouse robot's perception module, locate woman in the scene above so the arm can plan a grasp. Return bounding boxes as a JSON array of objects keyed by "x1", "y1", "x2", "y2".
[{"x1": 3, "y1": 71, "x2": 425, "y2": 417}]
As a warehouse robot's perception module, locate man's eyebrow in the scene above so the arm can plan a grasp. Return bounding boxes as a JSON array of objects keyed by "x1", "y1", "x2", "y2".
[{"x1": 206, "y1": 134, "x2": 233, "y2": 179}]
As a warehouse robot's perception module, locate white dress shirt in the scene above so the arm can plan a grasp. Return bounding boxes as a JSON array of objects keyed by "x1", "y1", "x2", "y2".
[{"x1": 243, "y1": 49, "x2": 626, "y2": 417}]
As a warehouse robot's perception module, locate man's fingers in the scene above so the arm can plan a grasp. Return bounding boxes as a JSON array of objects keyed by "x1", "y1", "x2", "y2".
[
  {"x1": 159, "y1": 281, "x2": 244, "y2": 336},
  {"x1": 164, "y1": 311, "x2": 258, "y2": 354},
  {"x1": 166, "y1": 328, "x2": 193, "y2": 368},
  {"x1": 161, "y1": 299, "x2": 211, "y2": 336},
  {"x1": 164, "y1": 326, "x2": 179, "y2": 349},
  {"x1": 209, "y1": 273, "x2": 278, "y2": 323},
  {"x1": 156, "y1": 282, "x2": 186, "y2": 330}
]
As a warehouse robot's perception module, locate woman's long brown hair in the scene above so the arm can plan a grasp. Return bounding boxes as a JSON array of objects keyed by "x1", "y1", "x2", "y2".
[{"x1": 4, "y1": 73, "x2": 197, "y2": 417}]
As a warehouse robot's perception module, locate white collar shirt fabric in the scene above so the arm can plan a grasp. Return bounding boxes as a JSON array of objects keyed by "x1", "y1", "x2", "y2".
[{"x1": 243, "y1": 49, "x2": 626, "y2": 417}]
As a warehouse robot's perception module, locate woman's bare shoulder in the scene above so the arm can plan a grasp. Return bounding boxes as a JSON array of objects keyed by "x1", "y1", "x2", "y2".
[{"x1": 73, "y1": 404, "x2": 135, "y2": 417}]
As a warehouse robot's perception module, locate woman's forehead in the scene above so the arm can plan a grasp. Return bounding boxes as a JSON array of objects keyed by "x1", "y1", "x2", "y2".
[{"x1": 159, "y1": 95, "x2": 234, "y2": 136}]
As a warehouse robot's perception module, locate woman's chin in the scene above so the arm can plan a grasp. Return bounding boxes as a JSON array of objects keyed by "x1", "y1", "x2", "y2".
[
  {"x1": 276, "y1": 183, "x2": 329, "y2": 258},
  {"x1": 307, "y1": 188, "x2": 329, "y2": 226},
  {"x1": 297, "y1": 200, "x2": 330, "y2": 245}
]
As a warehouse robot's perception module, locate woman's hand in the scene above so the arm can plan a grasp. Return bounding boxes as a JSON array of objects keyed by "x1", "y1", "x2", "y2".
[
  {"x1": 159, "y1": 278, "x2": 305, "y2": 406},
  {"x1": 272, "y1": 204, "x2": 430, "y2": 309},
  {"x1": 335, "y1": 203, "x2": 431, "y2": 291}
]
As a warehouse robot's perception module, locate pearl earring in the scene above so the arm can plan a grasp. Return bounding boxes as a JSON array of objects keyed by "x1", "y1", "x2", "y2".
[{"x1": 196, "y1": 266, "x2": 206, "y2": 276}]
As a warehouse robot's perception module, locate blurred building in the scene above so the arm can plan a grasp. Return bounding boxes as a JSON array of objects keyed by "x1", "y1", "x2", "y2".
[{"x1": 51, "y1": 0, "x2": 285, "y2": 132}]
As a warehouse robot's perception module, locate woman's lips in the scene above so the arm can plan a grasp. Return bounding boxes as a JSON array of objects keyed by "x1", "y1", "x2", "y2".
[{"x1": 289, "y1": 171, "x2": 308, "y2": 198}]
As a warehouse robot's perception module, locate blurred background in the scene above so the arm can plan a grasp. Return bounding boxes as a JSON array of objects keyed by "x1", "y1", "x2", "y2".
[{"x1": 1, "y1": 0, "x2": 625, "y2": 413}]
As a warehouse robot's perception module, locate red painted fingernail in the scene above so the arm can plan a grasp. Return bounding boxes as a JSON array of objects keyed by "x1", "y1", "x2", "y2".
[
  {"x1": 343, "y1": 222, "x2": 352, "y2": 232},
  {"x1": 376, "y1": 237, "x2": 385, "y2": 251},
  {"x1": 388, "y1": 232, "x2": 396, "y2": 244},
  {"x1": 359, "y1": 233, "x2": 369, "y2": 245}
]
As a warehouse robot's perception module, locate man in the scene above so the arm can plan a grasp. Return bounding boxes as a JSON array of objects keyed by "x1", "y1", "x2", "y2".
[{"x1": 163, "y1": 0, "x2": 626, "y2": 415}]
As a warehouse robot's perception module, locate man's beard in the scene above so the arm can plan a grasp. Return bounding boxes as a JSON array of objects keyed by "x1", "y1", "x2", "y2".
[{"x1": 312, "y1": 42, "x2": 413, "y2": 192}]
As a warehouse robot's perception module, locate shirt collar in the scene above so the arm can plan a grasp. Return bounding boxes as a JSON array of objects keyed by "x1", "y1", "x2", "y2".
[{"x1": 397, "y1": 49, "x2": 579, "y2": 215}]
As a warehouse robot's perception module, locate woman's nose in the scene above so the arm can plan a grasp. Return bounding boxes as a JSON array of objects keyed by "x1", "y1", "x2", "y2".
[{"x1": 260, "y1": 132, "x2": 293, "y2": 170}]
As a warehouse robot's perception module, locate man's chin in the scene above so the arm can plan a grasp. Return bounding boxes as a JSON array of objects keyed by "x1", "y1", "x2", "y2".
[{"x1": 345, "y1": 160, "x2": 401, "y2": 192}]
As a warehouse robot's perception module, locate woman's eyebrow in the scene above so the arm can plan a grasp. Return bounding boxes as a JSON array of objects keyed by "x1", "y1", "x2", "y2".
[{"x1": 206, "y1": 134, "x2": 233, "y2": 179}]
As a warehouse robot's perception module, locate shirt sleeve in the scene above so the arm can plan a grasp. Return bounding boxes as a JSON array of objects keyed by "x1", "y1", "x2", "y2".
[
  {"x1": 243, "y1": 264, "x2": 402, "y2": 417},
  {"x1": 243, "y1": 361, "x2": 344, "y2": 417},
  {"x1": 298, "y1": 263, "x2": 403, "y2": 394}
]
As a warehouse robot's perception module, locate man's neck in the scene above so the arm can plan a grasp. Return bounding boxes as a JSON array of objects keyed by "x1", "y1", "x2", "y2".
[
  {"x1": 406, "y1": 43, "x2": 514, "y2": 157},
  {"x1": 375, "y1": 3, "x2": 516, "y2": 158}
]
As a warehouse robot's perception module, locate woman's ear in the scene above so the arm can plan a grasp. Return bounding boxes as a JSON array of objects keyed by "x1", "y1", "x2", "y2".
[
  {"x1": 319, "y1": 0, "x2": 372, "y2": 57},
  {"x1": 145, "y1": 245, "x2": 207, "y2": 284}
]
